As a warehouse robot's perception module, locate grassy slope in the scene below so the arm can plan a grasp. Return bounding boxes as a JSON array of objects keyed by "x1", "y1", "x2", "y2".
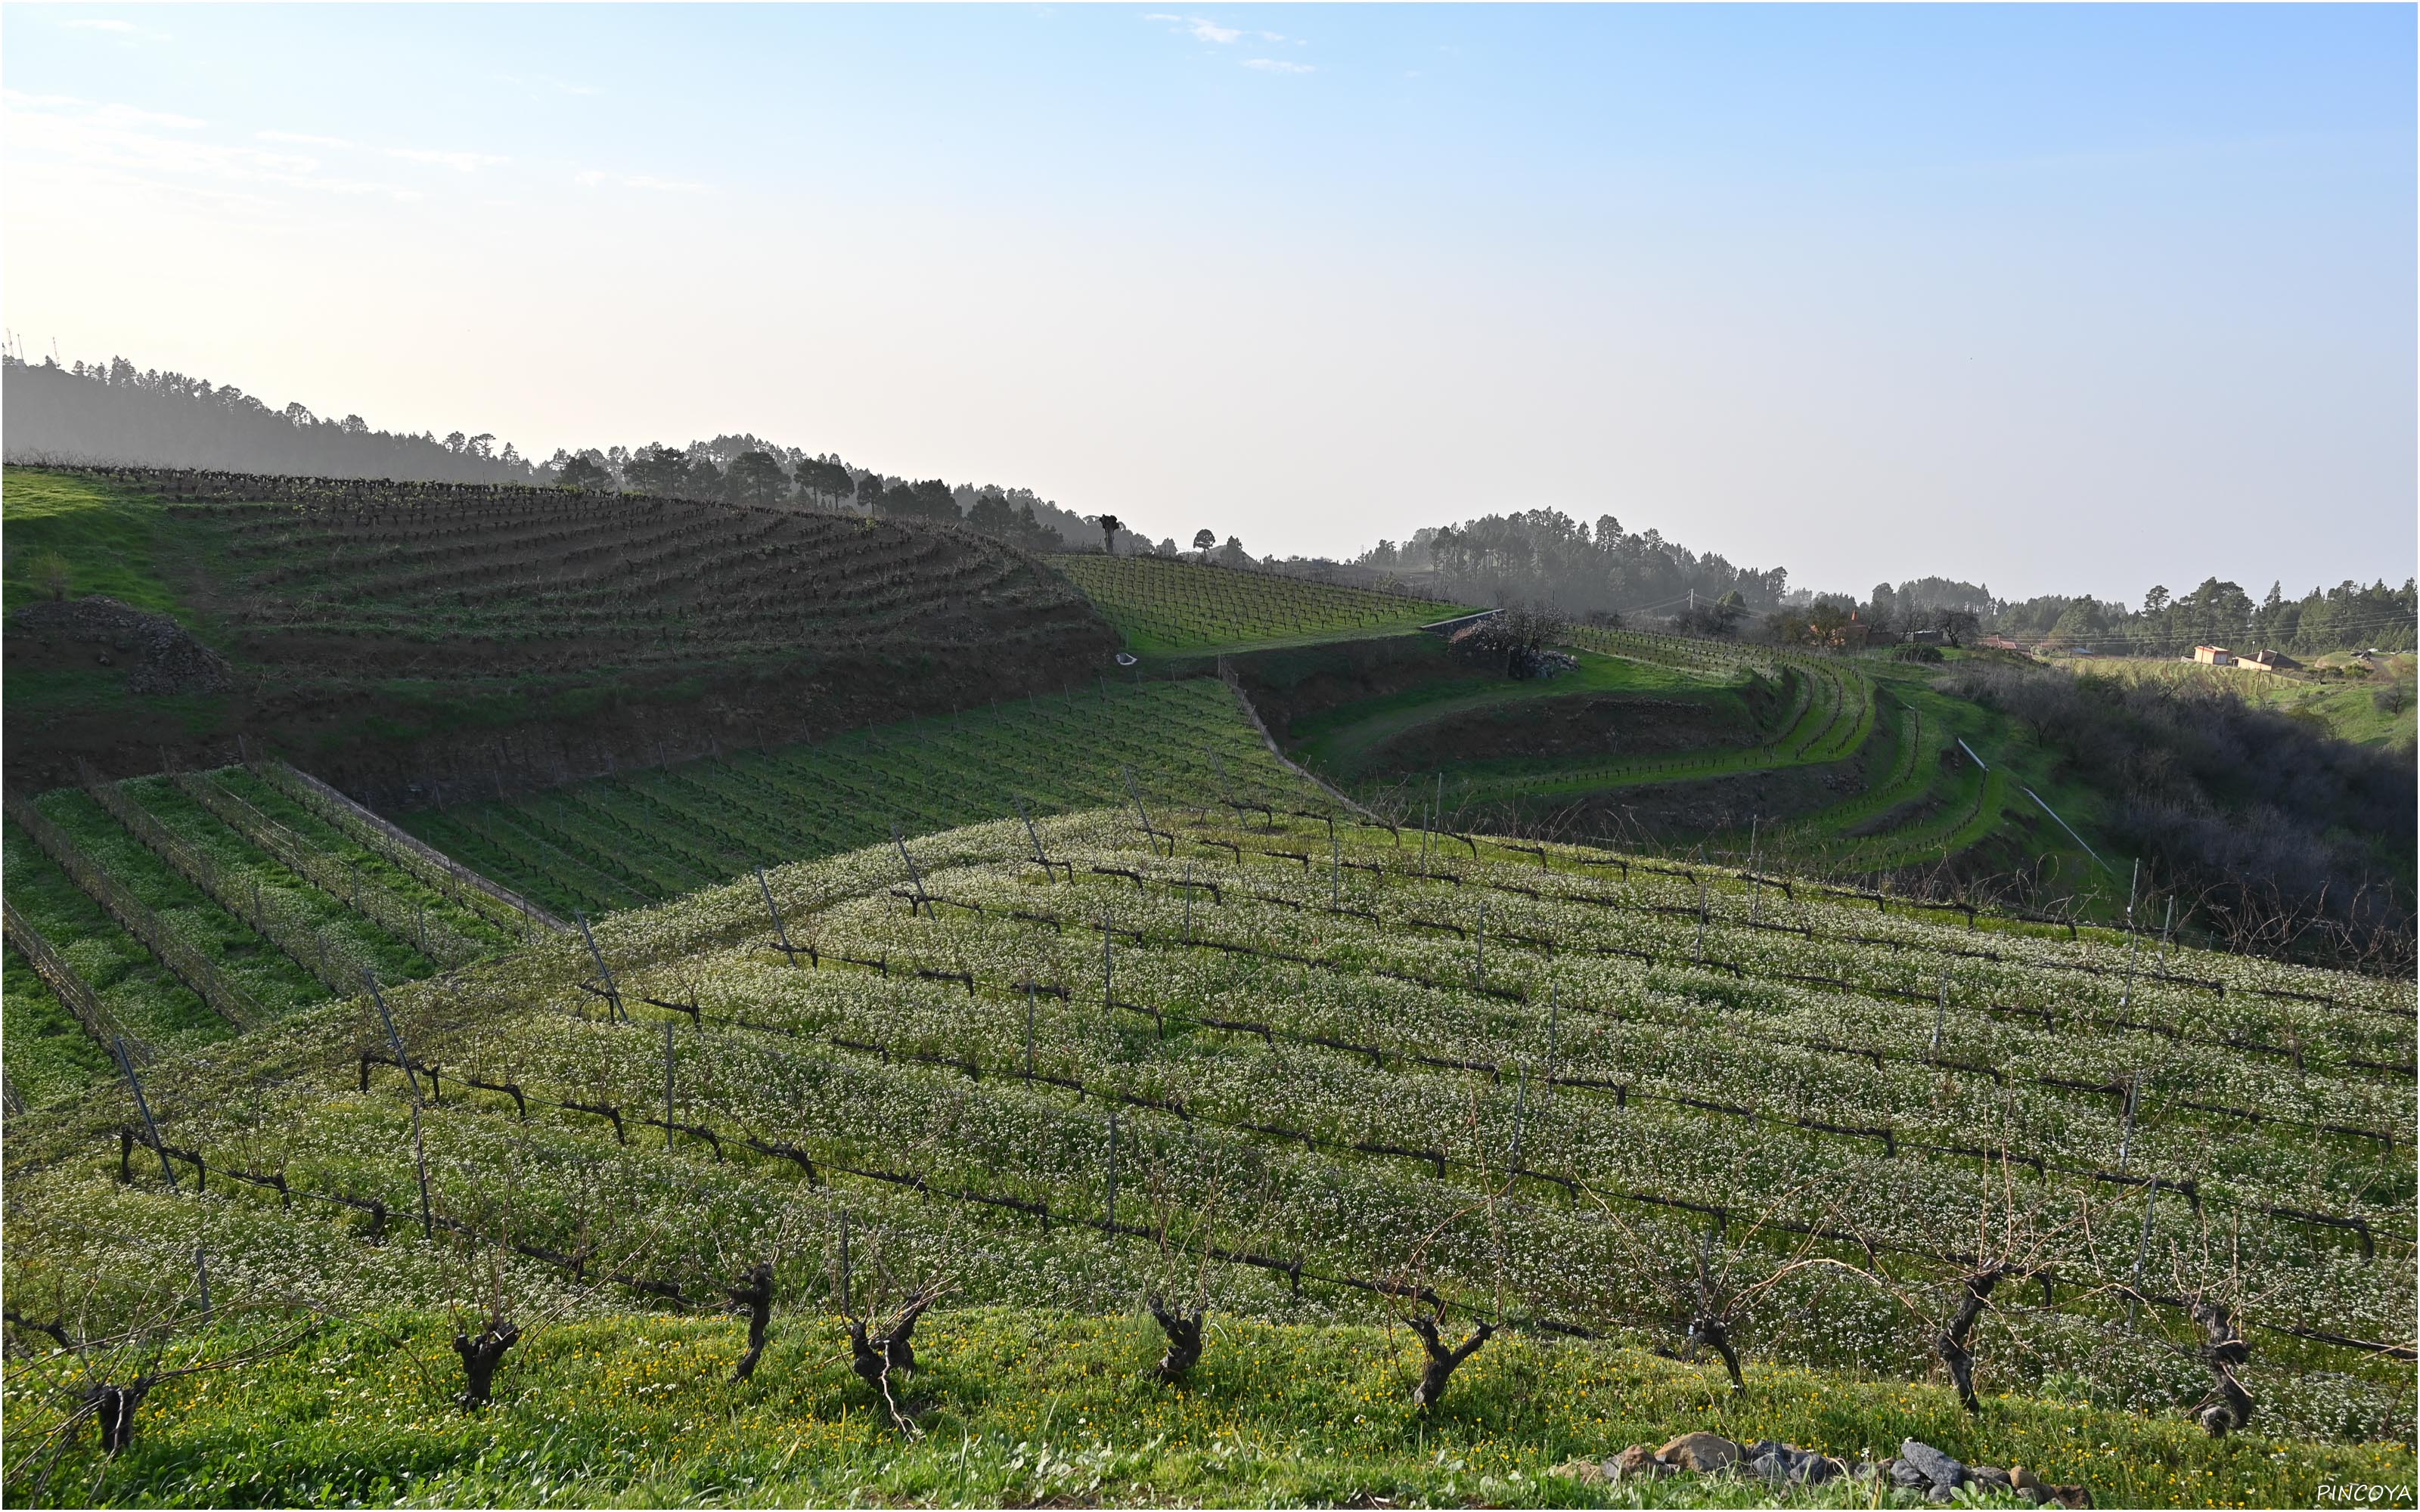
[
  {"x1": 0, "y1": 823, "x2": 228, "y2": 1055},
  {"x1": 3, "y1": 467, "x2": 1122, "y2": 793},
  {"x1": 2, "y1": 469, "x2": 198, "y2": 619},
  {"x1": 2, "y1": 469, "x2": 240, "y2": 742},
  {"x1": 397, "y1": 677, "x2": 1314, "y2": 918},
  {"x1": 2, "y1": 812, "x2": 2406, "y2": 1506},
  {"x1": 1258, "y1": 634, "x2": 2130, "y2": 921},
  {"x1": 8, "y1": 1308, "x2": 2406, "y2": 1509},
  {"x1": 2052, "y1": 655, "x2": 2418, "y2": 750},
  {"x1": 1779, "y1": 655, "x2": 2120, "y2": 897},
  {"x1": 1053, "y1": 554, "x2": 1473, "y2": 655},
  {"x1": 0, "y1": 941, "x2": 116, "y2": 1109},
  {"x1": 31, "y1": 789, "x2": 328, "y2": 1019},
  {"x1": 1290, "y1": 652, "x2": 1726, "y2": 776}
]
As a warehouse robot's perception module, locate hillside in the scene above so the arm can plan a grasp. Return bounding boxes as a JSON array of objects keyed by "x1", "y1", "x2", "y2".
[
  {"x1": 2, "y1": 467, "x2": 1118, "y2": 799},
  {"x1": 5, "y1": 805, "x2": 2409, "y2": 1502},
  {"x1": 5, "y1": 465, "x2": 2410, "y2": 1509},
  {"x1": 1231, "y1": 631, "x2": 2127, "y2": 928},
  {"x1": 1052, "y1": 553, "x2": 1472, "y2": 655},
  {"x1": 0, "y1": 677, "x2": 1311, "y2": 1116}
]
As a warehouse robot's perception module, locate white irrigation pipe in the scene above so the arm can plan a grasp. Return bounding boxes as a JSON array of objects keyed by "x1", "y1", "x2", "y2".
[
  {"x1": 2021, "y1": 785, "x2": 2113, "y2": 873},
  {"x1": 1957, "y1": 736, "x2": 2114, "y2": 875}
]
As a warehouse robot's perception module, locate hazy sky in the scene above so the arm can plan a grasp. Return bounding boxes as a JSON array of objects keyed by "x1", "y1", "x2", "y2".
[{"x1": 6, "y1": 4, "x2": 2412, "y2": 602}]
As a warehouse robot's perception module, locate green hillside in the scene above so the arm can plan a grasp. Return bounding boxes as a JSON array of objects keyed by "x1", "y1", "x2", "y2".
[
  {"x1": 3, "y1": 467, "x2": 1116, "y2": 797},
  {"x1": 1236, "y1": 630, "x2": 2125, "y2": 922},
  {"x1": 1052, "y1": 553, "x2": 1472, "y2": 654},
  {"x1": 2059, "y1": 654, "x2": 2418, "y2": 750},
  {"x1": 396, "y1": 677, "x2": 1326, "y2": 917},
  {"x1": 7, "y1": 807, "x2": 2409, "y2": 1505}
]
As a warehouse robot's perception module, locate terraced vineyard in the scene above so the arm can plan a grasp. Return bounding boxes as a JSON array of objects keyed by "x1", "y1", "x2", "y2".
[
  {"x1": 5, "y1": 468, "x2": 1118, "y2": 802},
  {"x1": 1053, "y1": 554, "x2": 1470, "y2": 653},
  {"x1": 1, "y1": 764, "x2": 544, "y2": 1111},
  {"x1": 1274, "y1": 625, "x2": 2110, "y2": 904},
  {"x1": 6, "y1": 806, "x2": 2409, "y2": 1479},
  {"x1": 124, "y1": 469, "x2": 1102, "y2": 679},
  {"x1": 396, "y1": 678, "x2": 1326, "y2": 918}
]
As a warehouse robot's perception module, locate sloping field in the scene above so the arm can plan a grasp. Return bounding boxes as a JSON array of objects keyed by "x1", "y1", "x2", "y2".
[
  {"x1": 0, "y1": 764, "x2": 535, "y2": 1111},
  {"x1": 1053, "y1": 553, "x2": 1472, "y2": 653},
  {"x1": 1252, "y1": 628, "x2": 2118, "y2": 912},
  {"x1": 397, "y1": 677, "x2": 1324, "y2": 917},
  {"x1": 0, "y1": 677, "x2": 1316, "y2": 1108},
  {"x1": 4, "y1": 468, "x2": 1118, "y2": 797},
  {"x1": 157, "y1": 473, "x2": 1093, "y2": 677},
  {"x1": 7, "y1": 807, "x2": 2408, "y2": 1494}
]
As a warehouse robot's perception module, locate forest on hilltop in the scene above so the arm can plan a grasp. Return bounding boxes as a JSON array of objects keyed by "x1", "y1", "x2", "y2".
[
  {"x1": 1, "y1": 355, "x2": 1100, "y2": 553},
  {"x1": 11, "y1": 354, "x2": 2412, "y2": 662}
]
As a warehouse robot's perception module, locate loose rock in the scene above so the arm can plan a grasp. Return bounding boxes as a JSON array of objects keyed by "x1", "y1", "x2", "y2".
[
  {"x1": 1657, "y1": 1431, "x2": 1742, "y2": 1473},
  {"x1": 1743, "y1": 1439, "x2": 1844, "y2": 1486},
  {"x1": 1900, "y1": 1437, "x2": 1969, "y2": 1492},
  {"x1": 10, "y1": 596, "x2": 234, "y2": 696}
]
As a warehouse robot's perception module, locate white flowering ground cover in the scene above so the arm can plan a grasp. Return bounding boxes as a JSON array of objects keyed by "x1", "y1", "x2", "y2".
[{"x1": 5, "y1": 804, "x2": 2410, "y2": 1458}]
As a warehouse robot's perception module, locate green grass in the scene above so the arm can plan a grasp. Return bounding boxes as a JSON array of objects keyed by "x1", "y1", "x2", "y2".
[
  {"x1": 6, "y1": 810, "x2": 2403, "y2": 1441},
  {"x1": 1759, "y1": 659, "x2": 2118, "y2": 899},
  {"x1": 1, "y1": 469, "x2": 196, "y2": 620},
  {"x1": 2049, "y1": 655, "x2": 2418, "y2": 750},
  {"x1": 0, "y1": 824, "x2": 228, "y2": 1057},
  {"x1": 0, "y1": 943, "x2": 116, "y2": 1109},
  {"x1": 6, "y1": 1306, "x2": 2405, "y2": 1508},
  {"x1": 29, "y1": 790, "x2": 330, "y2": 1019},
  {"x1": 1290, "y1": 652, "x2": 1730, "y2": 776},
  {"x1": 1258, "y1": 627, "x2": 2130, "y2": 922},
  {"x1": 399, "y1": 677, "x2": 1333, "y2": 918},
  {"x1": 1054, "y1": 555, "x2": 1473, "y2": 654}
]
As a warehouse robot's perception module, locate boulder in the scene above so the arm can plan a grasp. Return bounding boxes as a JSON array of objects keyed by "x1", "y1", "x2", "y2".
[
  {"x1": 1742, "y1": 1441, "x2": 1845, "y2": 1486},
  {"x1": 1971, "y1": 1466, "x2": 2013, "y2": 1490},
  {"x1": 1900, "y1": 1438, "x2": 1969, "y2": 1491},
  {"x1": 1657, "y1": 1432, "x2": 1742, "y2": 1473}
]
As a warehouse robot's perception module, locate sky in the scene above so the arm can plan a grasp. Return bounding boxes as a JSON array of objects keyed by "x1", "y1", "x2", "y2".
[{"x1": 5, "y1": 3, "x2": 2413, "y2": 603}]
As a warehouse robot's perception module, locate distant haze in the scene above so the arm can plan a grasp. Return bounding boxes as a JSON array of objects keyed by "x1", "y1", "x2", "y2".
[{"x1": 5, "y1": 4, "x2": 2412, "y2": 602}]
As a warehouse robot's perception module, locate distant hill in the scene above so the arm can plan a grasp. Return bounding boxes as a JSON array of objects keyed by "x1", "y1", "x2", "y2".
[
  {"x1": 2, "y1": 466, "x2": 1118, "y2": 802},
  {"x1": 3, "y1": 355, "x2": 1107, "y2": 552}
]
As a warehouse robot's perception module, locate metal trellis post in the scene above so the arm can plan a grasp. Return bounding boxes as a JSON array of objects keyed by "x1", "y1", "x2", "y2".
[
  {"x1": 114, "y1": 1037, "x2": 175, "y2": 1191},
  {"x1": 577, "y1": 910, "x2": 627, "y2": 1021}
]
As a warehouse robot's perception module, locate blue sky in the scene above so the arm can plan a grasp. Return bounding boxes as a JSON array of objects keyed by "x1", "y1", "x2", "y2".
[{"x1": 7, "y1": 4, "x2": 2412, "y2": 600}]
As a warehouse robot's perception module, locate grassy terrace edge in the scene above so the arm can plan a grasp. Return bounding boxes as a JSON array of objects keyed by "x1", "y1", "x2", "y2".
[{"x1": 5, "y1": 1306, "x2": 2409, "y2": 1508}]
